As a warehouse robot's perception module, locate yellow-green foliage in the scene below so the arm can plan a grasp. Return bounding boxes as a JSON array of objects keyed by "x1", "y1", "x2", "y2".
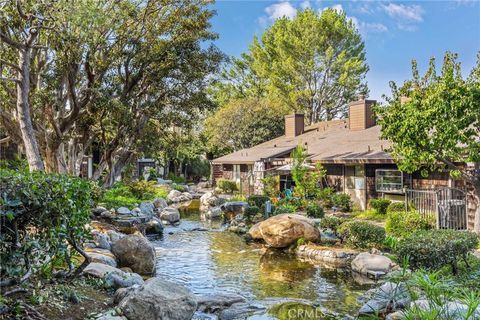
[{"x1": 385, "y1": 210, "x2": 435, "y2": 238}]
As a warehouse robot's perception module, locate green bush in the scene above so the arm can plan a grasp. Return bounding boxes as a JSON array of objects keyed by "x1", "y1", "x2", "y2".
[
  {"x1": 338, "y1": 220, "x2": 386, "y2": 249},
  {"x1": 387, "y1": 201, "x2": 406, "y2": 213},
  {"x1": 167, "y1": 172, "x2": 186, "y2": 184},
  {"x1": 385, "y1": 210, "x2": 435, "y2": 238},
  {"x1": 317, "y1": 187, "x2": 334, "y2": 207},
  {"x1": 274, "y1": 204, "x2": 295, "y2": 215},
  {"x1": 217, "y1": 179, "x2": 238, "y2": 193},
  {"x1": 245, "y1": 206, "x2": 260, "y2": 222},
  {"x1": 248, "y1": 195, "x2": 270, "y2": 207},
  {"x1": 0, "y1": 169, "x2": 92, "y2": 279},
  {"x1": 331, "y1": 193, "x2": 352, "y2": 212},
  {"x1": 368, "y1": 198, "x2": 392, "y2": 215},
  {"x1": 172, "y1": 183, "x2": 187, "y2": 192},
  {"x1": 231, "y1": 194, "x2": 247, "y2": 201},
  {"x1": 319, "y1": 216, "x2": 347, "y2": 235},
  {"x1": 396, "y1": 230, "x2": 479, "y2": 274},
  {"x1": 100, "y1": 181, "x2": 167, "y2": 209},
  {"x1": 305, "y1": 202, "x2": 325, "y2": 219},
  {"x1": 127, "y1": 180, "x2": 156, "y2": 199},
  {"x1": 262, "y1": 175, "x2": 279, "y2": 197}
]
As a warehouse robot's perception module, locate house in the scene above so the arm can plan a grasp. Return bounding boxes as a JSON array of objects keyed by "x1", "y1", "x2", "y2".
[{"x1": 212, "y1": 97, "x2": 476, "y2": 230}]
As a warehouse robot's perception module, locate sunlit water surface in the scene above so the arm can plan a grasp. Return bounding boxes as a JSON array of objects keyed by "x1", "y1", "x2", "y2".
[{"x1": 150, "y1": 200, "x2": 371, "y2": 319}]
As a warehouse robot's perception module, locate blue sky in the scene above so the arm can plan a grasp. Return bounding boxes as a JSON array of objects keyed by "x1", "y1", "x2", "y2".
[{"x1": 208, "y1": 0, "x2": 480, "y2": 101}]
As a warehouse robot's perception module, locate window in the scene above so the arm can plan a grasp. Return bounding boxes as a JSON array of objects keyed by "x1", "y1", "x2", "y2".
[
  {"x1": 346, "y1": 165, "x2": 365, "y2": 190},
  {"x1": 376, "y1": 169, "x2": 405, "y2": 193}
]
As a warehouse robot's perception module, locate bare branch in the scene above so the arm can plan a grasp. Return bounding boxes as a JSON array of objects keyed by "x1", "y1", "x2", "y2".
[
  {"x1": 0, "y1": 76, "x2": 20, "y2": 83},
  {"x1": 0, "y1": 31, "x2": 24, "y2": 49}
]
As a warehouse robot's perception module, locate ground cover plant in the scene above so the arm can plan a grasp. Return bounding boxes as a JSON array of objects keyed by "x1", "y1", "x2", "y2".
[{"x1": 99, "y1": 181, "x2": 168, "y2": 209}]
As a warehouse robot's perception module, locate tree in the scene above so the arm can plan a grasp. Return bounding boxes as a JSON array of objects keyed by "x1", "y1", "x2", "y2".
[
  {"x1": 291, "y1": 145, "x2": 326, "y2": 199},
  {"x1": 204, "y1": 97, "x2": 289, "y2": 157},
  {"x1": 208, "y1": 53, "x2": 266, "y2": 106},
  {"x1": 376, "y1": 52, "x2": 480, "y2": 233},
  {"x1": 250, "y1": 8, "x2": 369, "y2": 123},
  {"x1": 0, "y1": 0, "x2": 222, "y2": 184}
]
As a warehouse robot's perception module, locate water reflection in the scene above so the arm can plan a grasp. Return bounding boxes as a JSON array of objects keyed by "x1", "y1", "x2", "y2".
[{"x1": 152, "y1": 200, "x2": 370, "y2": 318}]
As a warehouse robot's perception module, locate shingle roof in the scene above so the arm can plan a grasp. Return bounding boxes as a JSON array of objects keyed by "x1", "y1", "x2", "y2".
[{"x1": 212, "y1": 119, "x2": 394, "y2": 164}]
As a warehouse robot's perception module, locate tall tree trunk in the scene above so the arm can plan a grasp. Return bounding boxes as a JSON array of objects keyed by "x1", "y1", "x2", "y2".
[
  {"x1": 103, "y1": 151, "x2": 134, "y2": 187},
  {"x1": 17, "y1": 47, "x2": 44, "y2": 171}
]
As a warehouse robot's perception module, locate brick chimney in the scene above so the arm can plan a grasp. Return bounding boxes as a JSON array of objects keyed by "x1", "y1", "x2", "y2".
[
  {"x1": 285, "y1": 114, "x2": 304, "y2": 137},
  {"x1": 348, "y1": 96, "x2": 376, "y2": 131}
]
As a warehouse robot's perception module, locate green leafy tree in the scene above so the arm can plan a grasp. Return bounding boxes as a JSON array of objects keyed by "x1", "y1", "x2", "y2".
[
  {"x1": 376, "y1": 52, "x2": 480, "y2": 232},
  {"x1": 291, "y1": 145, "x2": 326, "y2": 199},
  {"x1": 204, "y1": 97, "x2": 289, "y2": 156},
  {"x1": 250, "y1": 8, "x2": 369, "y2": 123}
]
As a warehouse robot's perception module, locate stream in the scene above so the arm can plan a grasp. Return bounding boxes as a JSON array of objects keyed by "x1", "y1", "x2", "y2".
[{"x1": 150, "y1": 200, "x2": 372, "y2": 319}]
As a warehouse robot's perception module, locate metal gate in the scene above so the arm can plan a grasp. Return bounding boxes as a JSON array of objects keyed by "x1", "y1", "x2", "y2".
[
  {"x1": 436, "y1": 188, "x2": 467, "y2": 230},
  {"x1": 405, "y1": 187, "x2": 467, "y2": 230}
]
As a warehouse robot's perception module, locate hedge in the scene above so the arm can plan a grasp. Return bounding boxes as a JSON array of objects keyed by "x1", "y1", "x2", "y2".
[
  {"x1": 369, "y1": 198, "x2": 392, "y2": 215},
  {"x1": 338, "y1": 220, "x2": 386, "y2": 249},
  {"x1": 217, "y1": 179, "x2": 238, "y2": 193},
  {"x1": 385, "y1": 210, "x2": 434, "y2": 238},
  {"x1": 396, "y1": 229, "x2": 479, "y2": 274}
]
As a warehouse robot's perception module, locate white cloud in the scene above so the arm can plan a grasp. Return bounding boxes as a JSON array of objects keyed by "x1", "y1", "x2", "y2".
[
  {"x1": 320, "y1": 4, "x2": 344, "y2": 14},
  {"x1": 363, "y1": 22, "x2": 388, "y2": 33},
  {"x1": 265, "y1": 1, "x2": 297, "y2": 21},
  {"x1": 382, "y1": 3, "x2": 424, "y2": 22},
  {"x1": 300, "y1": 0, "x2": 311, "y2": 9}
]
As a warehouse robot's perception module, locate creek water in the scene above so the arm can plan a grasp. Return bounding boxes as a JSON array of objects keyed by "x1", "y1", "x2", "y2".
[{"x1": 150, "y1": 200, "x2": 371, "y2": 319}]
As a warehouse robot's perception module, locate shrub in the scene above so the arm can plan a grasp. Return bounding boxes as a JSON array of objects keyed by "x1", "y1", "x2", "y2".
[
  {"x1": 331, "y1": 193, "x2": 352, "y2": 212},
  {"x1": 274, "y1": 204, "x2": 295, "y2": 215},
  {"x1": 245, "y1": 206, "x2": 260, "y2": 222},
  {"x1": 0, "y1": 169, "x2": 92, "y2": 280},
  {"x1": 248, "y1": 195, "x2": 270, "y2": 208},
  {"x1": 172, "y1": 183, "x2": 187, "y2": 192},
  {"x1": 231, "y1": 194, "x2": 247, "y2": 201},
  {"x1": 305, "y1": 202, "x2": 325, "y2": 219},
  {"x1": 385, "y1": 210, "x2": 434, "y2": 238},
  {"x1": 262, "y1": 175, "x2": 279, "y2": 197},
  {"x1": 368, "y1": 198, "x2": 392, "y2": 215},
  {"x1": 127, "y1": 180, "x2": 156, "y2": 199},
  {"x1": 337, "y1": 220, "x2": 386, "y2": 249},
  {"x1": 167, "y1": 172, "x2": 186, "y2": 184},
  {"x1": 387, "y1": 201, "x2": 406, "y2": 213},
  {"x1": 319, "y1": 216, "x2": 347, "y2": 235},
  {"x1": 396, "y1": 230, "x2": 479, "y2": 274},
  {"x1": 217, "y1": 179, "x2": 238, "y2": 193},
  {"x1": 317, "y1": 187, "x2": 334, "y2": 207}
]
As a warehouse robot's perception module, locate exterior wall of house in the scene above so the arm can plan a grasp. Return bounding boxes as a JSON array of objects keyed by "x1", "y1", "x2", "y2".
[{"x1": 324, "y1": 164, "x2": 344, "y2": 191}]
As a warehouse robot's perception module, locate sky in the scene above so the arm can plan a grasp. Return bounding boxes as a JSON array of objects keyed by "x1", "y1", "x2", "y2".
[{"x1": 208, "y1": 0, "x2": 480, "y2": 101}]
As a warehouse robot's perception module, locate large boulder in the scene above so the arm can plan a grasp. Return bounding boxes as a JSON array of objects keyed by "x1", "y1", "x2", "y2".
[
  {"x1": 105, "y1": 270, "x2": 144, "y2": 289},
  {"x1": 117, "y1": 207, "x2": 131, "y2": 215},
  {"x1": 220, "y1": 201, "x2": 249, "y2": 215},
  {"x1": 200, "y1": 191, "x2": 219, "y2": 207},
  {"x1": 84, "y1": 262, "x2": 120, "y2": 278},
  {"x1": 358, "y1": 282, "x2": 411, "y2": 315},
  {"x1": 111, "y1": 234, "x2": 156, "y2": 275},
  {"x1": 153, "y1": 198, "x2": 168, "y2": 210},
  {"x1": 118, "y1": 278, "x2": 197, "y2": 320},
  {"x1": 205, "y1": 206, "x2": 223, "y2": 219},
  {"x1": 351, "y1": 253, "x2": 397, "y2": 279},
  {"x1": 167, "y1": 189, "x2": 182, "y2": 202},
  {"x1": 86, "y1": 248, "x2": 117, "y2": 267},
  {"x1": 159, "y1": 207, "x2": 180, "y2": 224},
  {"x1": 196, "y1": 292, "x2": 246, "y2": 314},
  {"x1": 139, "y1": 202, "x2": 155, "y2": 218},
  {"x1": 92, "y1": 230, "x2": 112, "y2": 250},
  {"x1": 145, "y1": 217, "x2": 164, "y2": 235},
  {"x1": 247, "y1": 222, "x2": 263, "y2": 240},
  {"x1": 254, "y1": 214, "x2": 320, "y2": 248},
  {"x1": 167, "y1": 190, "x2": 192, "y2": 203}
]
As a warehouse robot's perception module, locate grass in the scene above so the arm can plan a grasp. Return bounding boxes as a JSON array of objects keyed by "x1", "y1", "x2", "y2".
[{"x1": 353, "y1": 209, "x2": 387, "y2": 222}]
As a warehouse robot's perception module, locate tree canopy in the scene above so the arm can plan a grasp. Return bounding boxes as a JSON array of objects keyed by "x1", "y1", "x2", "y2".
[
  {"x1": 0, "y1": 0, "x2": 222, "y2": 184},
  {"x1": 250, "y1": 8, "x2": 368, "y2": 123},
  {"x1": 376, "y1": 52, "x2": 480, "y2": 232},
  {"x1": 204, "y1": 97, "x2": 289, "y2": 157}
]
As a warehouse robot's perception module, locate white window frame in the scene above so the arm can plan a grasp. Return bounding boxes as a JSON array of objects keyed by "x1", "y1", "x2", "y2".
[{"x1": 375, "y1": 169, "x2": 404, "y2": 194}]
